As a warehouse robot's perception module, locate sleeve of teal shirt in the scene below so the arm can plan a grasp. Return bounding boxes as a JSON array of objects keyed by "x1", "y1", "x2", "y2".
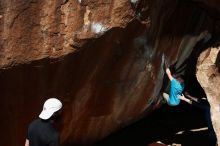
[{"x1": 171, "y1": 78, "x2": 177, "y2": 84}]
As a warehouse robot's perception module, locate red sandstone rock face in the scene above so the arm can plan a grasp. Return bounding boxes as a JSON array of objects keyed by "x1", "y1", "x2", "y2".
[
  {"x1": 0, "y1": 0, "x2": 134, "y2": 68},
  {"x1": 0, "y1": 0, "x2": 219, "y2": 146}
]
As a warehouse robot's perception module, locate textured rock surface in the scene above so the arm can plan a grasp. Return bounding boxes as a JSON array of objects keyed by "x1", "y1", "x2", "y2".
[
  {"x1": 0, "y1": 0, "x2": 134, "y2": 68},
  {"x1": 0, "y1": 0, "x2": 219, "y2": 146},
  {"x1": 197, "y1": 47, "x2": 220, "y2": 146}
]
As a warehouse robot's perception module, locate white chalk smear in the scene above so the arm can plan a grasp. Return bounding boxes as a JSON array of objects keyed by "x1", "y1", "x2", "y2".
[
  {"x1": 133, "y1": 35, "x2": 155, "y2": 59},
  {"x1": 78, "y1": 0, "x2": 81, "y2": 3},
  {"x1": 91, "y1": 22, "x2": 106, "y2": 34},
  {"x1": 130, "y1": 0, "x2": 138, "y2": 4},
  {"x1": 161, "y1": 53, "x2": 165, "y2": 66}
]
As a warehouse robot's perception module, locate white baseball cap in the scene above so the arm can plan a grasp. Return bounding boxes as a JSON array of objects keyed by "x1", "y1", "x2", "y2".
[{"x1": 39, "y1": 98, "x2": 62, "y2": 120}]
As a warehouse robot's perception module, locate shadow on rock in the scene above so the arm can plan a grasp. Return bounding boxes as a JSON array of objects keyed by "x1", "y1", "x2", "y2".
[{"x1": 95, "y1": 102, "x2": 213, "y2": 146}]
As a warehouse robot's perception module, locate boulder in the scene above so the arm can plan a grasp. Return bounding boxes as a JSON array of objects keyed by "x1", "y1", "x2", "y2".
[{"x1": 0, "y1": 0, "x2": 219, "y2": 145}]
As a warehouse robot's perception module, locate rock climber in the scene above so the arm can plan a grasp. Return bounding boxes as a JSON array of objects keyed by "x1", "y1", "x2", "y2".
[{"x1": 162, "y1": 61, "x2": 192, "y2": 106}]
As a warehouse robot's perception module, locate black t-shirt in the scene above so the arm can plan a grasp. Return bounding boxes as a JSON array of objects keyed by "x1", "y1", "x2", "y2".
[{"x1": 27, "y1": 119, "x2": 59, "y2": 146}]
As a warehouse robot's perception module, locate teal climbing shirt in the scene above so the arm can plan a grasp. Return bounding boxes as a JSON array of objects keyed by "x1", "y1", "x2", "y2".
[{"x1": 168, "y1": 78, "x2": 184, "y2": 106}]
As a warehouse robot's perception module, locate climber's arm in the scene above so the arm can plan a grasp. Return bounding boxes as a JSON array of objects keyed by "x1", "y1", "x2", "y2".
[
  {"x1": 24, "y1": 139, "x2": 29, "y2": 146},
  {"x1": 165, "y1": 68, "x2": 173, "y2": 81},
  {"x1": 179, "y1": 94, "x2": 192, "y2": 104}
]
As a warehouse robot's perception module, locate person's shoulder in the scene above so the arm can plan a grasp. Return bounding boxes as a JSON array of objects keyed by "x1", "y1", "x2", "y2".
[
  {"x1": 29, "y1": 119, "x2": 41, "y2": 128},
  {"x1": 171, "y1": 78, "x2": 177, "y2": 83},
  {"x1": 27, "y1": 119, "x2": 40, "y2": 133},
  {"x1": 29, "y1": 118, "x2": 38, "y2": 124},
  {"x1": 172, "y1": 78, "x2": 182, "y2": 83},
  {"x1": 171, "y1": 78, "x2": 183, "y2": 86}
]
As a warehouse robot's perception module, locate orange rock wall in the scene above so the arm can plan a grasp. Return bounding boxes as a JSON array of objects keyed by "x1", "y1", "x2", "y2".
[{"x1": 0, "y1": 0, "x2": 219, "y2": 146}]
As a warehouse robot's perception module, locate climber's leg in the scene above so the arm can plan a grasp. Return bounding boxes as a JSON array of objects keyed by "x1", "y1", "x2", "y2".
[{"x1": 162, "y1": 92, "x2": 169, "y2": 103}]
